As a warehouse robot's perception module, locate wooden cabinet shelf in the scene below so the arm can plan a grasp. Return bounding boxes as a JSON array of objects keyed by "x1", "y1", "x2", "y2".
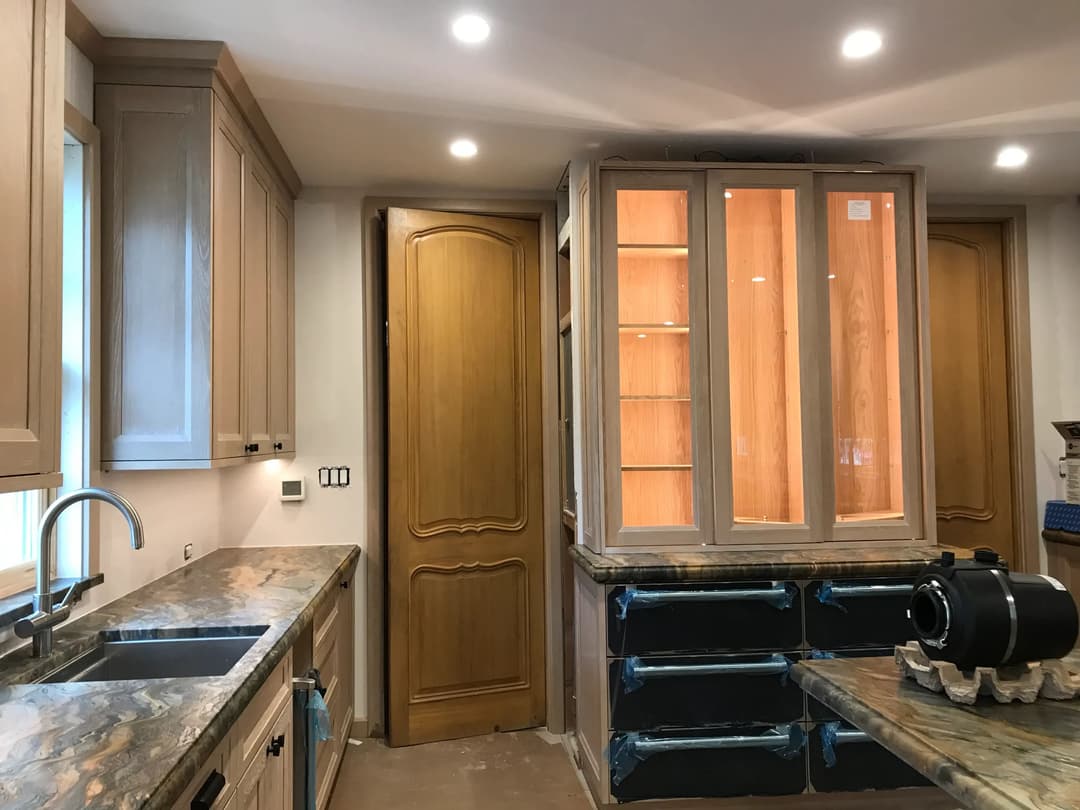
[{"x1": 569, "y1": 161, "x2": 933, "y2": 551}]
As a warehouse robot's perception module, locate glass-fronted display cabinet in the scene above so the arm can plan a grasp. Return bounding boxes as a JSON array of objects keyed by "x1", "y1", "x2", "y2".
[{"x1": 570, "y1": 161, "x2": 930, "y2": 551}]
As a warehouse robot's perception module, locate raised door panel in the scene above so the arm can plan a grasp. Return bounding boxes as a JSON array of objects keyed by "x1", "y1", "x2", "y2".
[
  {"x1": 0, "y1": 0, "x2": 62, "y2": 480},
  {"x1": 929, "y1": 222, "x2": 1014, "y2": 561},
  {"x1": 98, "y1": 84, "x2": 213, "y2": 465},
  {"x1": 387, "y1": 208, "x2": 545, "y2": 746},
  {"x1": 243, "y1": 158, "x2": 272, "y2": 456},
  {"x1": 234, "y1": 704, "x2": 291, "y2": 810},
  {"x1": 268, "y1": 193, "x2": 295, "y2": 453},
  {"x1": 212, "y1": 96, "x2": 247, "y2": 459}
]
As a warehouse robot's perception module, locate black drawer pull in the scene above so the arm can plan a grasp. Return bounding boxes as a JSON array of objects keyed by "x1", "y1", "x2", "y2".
[
  {"x1": 616, "y1": 583, "x2": 795, "y2": 619},
  {"x1": 266, "y1": 733, "x2": 286, "y2": 757},
  {"x1": 273, "y1": 441, "x2": 284, "y2": 451},
  {"x1": 816, "y1": 581, "x2": 912, "y2": 610},
  {"x1": 622, "y1": 654, "x2": 790, "y2": 693},
  {"x1": 244, "y1": 443, "x2": 260, "y2": 453},
  {"x1": 820, "y1": 722, "x2": 872, "y2": 767},
  {"x1": 610, "y1": 725, "x2": 805, "y2": 786},
  {"x1": 191, "y1": 769, "x2": 226, "y2": 810}
]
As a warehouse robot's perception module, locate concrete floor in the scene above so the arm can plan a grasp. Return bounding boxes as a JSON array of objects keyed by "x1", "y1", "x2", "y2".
[{"x1": 327, "y1": 730, "x2": 593, "y2": 810}]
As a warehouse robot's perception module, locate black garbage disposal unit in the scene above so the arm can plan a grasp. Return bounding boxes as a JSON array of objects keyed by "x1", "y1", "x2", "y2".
[{"x1": 909, "y1": 549, "x2": 1079, "y2": 670}]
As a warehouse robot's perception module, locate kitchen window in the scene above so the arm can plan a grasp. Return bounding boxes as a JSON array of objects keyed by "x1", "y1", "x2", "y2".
[{"x1": 0, "y1": 113, "x2": 99, "y2": 598}]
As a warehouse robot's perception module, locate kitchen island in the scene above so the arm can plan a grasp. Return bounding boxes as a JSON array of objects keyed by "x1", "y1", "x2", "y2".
[{"x1": 793, "y1": 650, "x2": 1080, "y2": 810}]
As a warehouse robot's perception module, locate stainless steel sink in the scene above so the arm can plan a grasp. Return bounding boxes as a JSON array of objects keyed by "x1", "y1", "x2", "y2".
[{"x1": 36, "y1": 627, "x2": 269, "y2": 683}]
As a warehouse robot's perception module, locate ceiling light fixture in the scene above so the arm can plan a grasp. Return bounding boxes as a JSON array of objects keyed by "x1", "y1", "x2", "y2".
[
  {"x1": 995, "y1": 145, "x2": 1028, "y2": 169},
  {"x1": 636, "y1": 333, "x2": 648, "y2": 339},
  {"x1": 842, "y1": 29, "x2": 882, "y2": 59},
  {"x1": 751, "y1": 276, "x2": 766, "y2": 283},
  {"x1": 452, "y1": 13, "x2": 490, "y2": 44},
  {"x1": 449, "y1": 138, "x2": 478, "y2": 159}
]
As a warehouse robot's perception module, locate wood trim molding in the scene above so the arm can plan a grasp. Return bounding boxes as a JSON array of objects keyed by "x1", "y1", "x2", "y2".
[
  {"x1": 91, "y1": 38, "x2": 302, "y2": 197},
  {"x1": 928, "y1": 204, "x2": 1038, "y2": 573},
  {"x1": 361, "y1": 195, "x2": 561, "y2": 738},
  {"x1": 66, "y1": 1, "x2": 105, "y2": 63}
]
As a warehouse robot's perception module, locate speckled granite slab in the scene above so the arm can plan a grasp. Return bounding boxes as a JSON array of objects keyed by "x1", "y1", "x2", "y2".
[
  {"x1": 570, "y1": 543, "x2": 964, "y2": 584},
  {"x1": 793, "y1": 650, "x2": 1080, "y2": 810},
  {"x1": 0, "y1": 544, "x2": 359, "y2": 810}
]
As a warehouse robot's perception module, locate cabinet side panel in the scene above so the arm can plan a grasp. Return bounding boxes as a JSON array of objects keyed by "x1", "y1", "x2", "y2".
[
  {"x1": 573, "y1": 566, "x2": 610, "y2": 804},
  {"x1": 98, "y1": 84, "x2": 212, "y2": 463},
  {"x1": 268, "y1": 195, "x2": 294, "y2": 451}
]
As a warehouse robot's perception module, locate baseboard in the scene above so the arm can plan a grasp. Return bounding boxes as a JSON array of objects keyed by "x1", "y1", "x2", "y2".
[{"x1": 590, "y1": 787, "x2": 956, "y2": 808}]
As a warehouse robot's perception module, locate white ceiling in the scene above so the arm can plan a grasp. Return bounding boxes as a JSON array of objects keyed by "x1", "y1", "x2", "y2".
[{"x1": 77, "y1": 0, "x2": 1080, "y2": 196}]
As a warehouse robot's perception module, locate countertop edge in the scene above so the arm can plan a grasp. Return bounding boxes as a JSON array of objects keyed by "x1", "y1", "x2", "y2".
[
  {"x1": 145, "y1": 545, "x2": 360, "y2": 810},
  {"x1": 569, "y1": 544, "x2": 952, "y2": 584},
  {"x1": 791, "y1": 661, "x2": 1018, "y2": 810}
]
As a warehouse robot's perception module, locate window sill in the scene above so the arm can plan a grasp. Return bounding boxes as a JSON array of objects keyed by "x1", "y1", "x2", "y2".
[{"x1": 0, "y1": 573, "x2": 104, "y2": 630}]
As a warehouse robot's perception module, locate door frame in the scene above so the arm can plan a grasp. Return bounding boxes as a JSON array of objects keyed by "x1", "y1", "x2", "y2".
[
  {"x1": 361, "y1": 195, "x2": 562, "y2": 737},
  {"x1": 927, "y1": 205, "x2": 1038, "y2": 572}
]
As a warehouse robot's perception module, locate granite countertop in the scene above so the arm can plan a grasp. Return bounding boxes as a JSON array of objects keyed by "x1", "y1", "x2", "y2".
[
  {"x1": 0, "y1": 544, "x2": 360, "y2": 810},
  {"x1": 570, "y1": 543, "x2": 965, "y2": 584},
  {"x1": 0, "y1": 573, "x2": 105, "y2": 628},
  {"x1": 793, "y1": 651, "x2": 1080, "y2": 810}
]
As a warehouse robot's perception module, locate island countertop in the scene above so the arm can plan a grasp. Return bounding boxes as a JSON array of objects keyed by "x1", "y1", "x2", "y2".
[
  {"x1": 793, "y1": 651, "x2": 1080, "y2": 810},
  {"x1": 0, "y1": 544, "x2": 360, "y2": 810}
]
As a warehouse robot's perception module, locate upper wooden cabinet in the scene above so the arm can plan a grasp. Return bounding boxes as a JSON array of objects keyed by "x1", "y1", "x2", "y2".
[
  {"x1": 97, "y1": 50, "x2": 297, "y2": 470},
  {"x1": 0, "y1": 0, "x2": 64, "y2": 492},
  {"x1": 571, "y1": 161, "x2": 934, "y2": 551}
]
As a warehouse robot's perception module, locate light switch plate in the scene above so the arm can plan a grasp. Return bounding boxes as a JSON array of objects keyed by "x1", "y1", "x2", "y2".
[{"x1": 183, "y1": 543, "x2": 194, "y2": 561}]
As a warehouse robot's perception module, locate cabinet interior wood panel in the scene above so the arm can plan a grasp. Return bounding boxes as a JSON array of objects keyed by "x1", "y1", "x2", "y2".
[
  {"x1": 616, "y1": 255, "x2": 689, "y2": 325},
  {"x1": 827, "y1": 191, "x2": 903, "y2": 522},
  {"x1": 212, "y1": 99, "x2": 247, "y2": 458},
  {"x1": 98, "y1": 85, "x2": 213, "y2": 464},
  {"x1": 726, "y1": 188, "x2": 803, "y2": 525},
  {"x1": 622, "y1": 469, "x2": 694, "y2": 527},
  {"x1": 0, "y1": 0, "x2": 62, "y2": 479},
  {"x1": 244, "y1": 162, "x2": 272, "y2": 453},
  {"x1": 616, "y1": 190, "x2": 688, "y2": 245},
  {"x1": 618, "y1": 334, "x2": 690, "y2": 398},
  {"x1": 619, "y1": 400, "x2": 692, "y2": 467}
]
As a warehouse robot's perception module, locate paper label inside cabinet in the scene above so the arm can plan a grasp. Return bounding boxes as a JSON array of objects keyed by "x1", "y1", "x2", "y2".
[{"x1": 847, "y1": 200, "x2": 872, "y2": 221}]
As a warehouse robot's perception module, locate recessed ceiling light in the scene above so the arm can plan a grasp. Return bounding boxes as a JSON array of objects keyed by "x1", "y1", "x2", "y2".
[
  {"x1": 449, "y1": 138, "x2": 478, "y2": 159},
  {"x1": 842, "y1": 29, "x2": 882, "y2": 59},
  {"x1": 995, "y1": 145, "x2": 1028, "y2": 169},
  {"x1": 452, "y1": 13, "x2": 490, "y2": 44}
]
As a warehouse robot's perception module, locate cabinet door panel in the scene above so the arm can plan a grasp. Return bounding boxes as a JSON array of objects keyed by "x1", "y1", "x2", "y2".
[
  {"x1": 244, "y1": 160, "x2": 272, "y2": 456},
  {"x1": 268, "y1": 193, "x2": 295, "y2": 453},
  {"x1": 212, "y1": 97, "x2": 247, "y2": 459},
  {"x1": 0, "y1": 0, "x2": 61, "y2": 479},
  {"x1": 99, "y1": 84, "x2": 212, "y2": 465}
]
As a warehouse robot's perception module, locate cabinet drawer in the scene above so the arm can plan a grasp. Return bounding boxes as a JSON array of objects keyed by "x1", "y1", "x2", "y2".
[
  {"x1": 313, "y1": 589, "x2": 341, "y2": 665},
  {"x1": 170, "y1": 733, "x2": 232, "y2": 810},
  {"x1": 609, "y1": 653, "x2": 802, "y2": 730},
  {"x1": 608, "y1": 582, "x2": 801, "y2": 655},
  {"x1": 805, "y1": 579, "x2": 914, "y2": 649},
  {"x1": 233, "y1": 650, "x2": 292, "y2": 778},
  {"x1": 609, "y1": 726, "x2": 806, "y2": 801},
  {"x1": 809, "y1": 722, "x2": 931, "y2": 792},
  {"x1": 315, "y1": 673, "x2": 344, "y2": 810},
  {"x1": 805, "y1": 648, "x2": 893, "y2": 720}
]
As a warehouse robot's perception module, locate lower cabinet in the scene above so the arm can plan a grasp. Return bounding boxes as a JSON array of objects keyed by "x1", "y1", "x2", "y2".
[{"x1": 807, "y1": 722, "x2": 931, "y2": 793}]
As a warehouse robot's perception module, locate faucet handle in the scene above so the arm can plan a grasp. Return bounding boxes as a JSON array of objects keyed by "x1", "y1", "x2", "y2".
[{"x1": 57, "y1": 577, "x2": 95, "y2": 610}]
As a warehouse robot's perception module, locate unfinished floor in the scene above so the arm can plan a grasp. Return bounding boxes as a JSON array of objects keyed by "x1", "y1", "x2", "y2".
[{"x1": 328, "y1": 730, "x2": 593, "y2": 810}]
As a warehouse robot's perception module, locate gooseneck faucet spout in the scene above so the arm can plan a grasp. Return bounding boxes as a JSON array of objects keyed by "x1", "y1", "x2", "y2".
[{"x1": 14, "y1": 488, "x2": 145, "y2": 657}]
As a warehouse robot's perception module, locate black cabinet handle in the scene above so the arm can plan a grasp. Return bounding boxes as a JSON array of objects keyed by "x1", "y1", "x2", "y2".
[
  {"x1": 340, "y1": 579, "x2": 349, "y2": 590},
  {"x1": 266, "y1": 734, "x2": 286, "y2": 757},
  {"x1": 191, "y1": 770, "x2": 226, "y2": 810},
  {"x1": 244, "y1": 443, "x2": 260, "y2": 453},
  {"x1": 273, "y1": 441, "x2": 284, "y2": 451}
]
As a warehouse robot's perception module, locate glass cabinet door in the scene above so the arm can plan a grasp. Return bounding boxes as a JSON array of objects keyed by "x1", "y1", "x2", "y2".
[
  {"x1": 821, "y1": 174, "x2": 920, "y2": 537},
  {"x1": 603, "y1": 172, "x2": 711, "y2": 543},
  {"x1": 710, "y1": 171, "x2": 818, "y2": 540}
]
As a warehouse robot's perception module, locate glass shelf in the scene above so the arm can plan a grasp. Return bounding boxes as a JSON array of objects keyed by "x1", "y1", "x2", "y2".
[
  {"x1": 617, "y1": 244, "x2": 689, "y2": 257},
  {"x1": 618, "y1": 324, "x2": 690, "y2": 335}
]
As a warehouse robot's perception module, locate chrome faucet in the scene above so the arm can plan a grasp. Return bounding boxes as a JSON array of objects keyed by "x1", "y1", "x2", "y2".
[{"x1": 14, "y1": 488, "x2": 144, "y2": 657}]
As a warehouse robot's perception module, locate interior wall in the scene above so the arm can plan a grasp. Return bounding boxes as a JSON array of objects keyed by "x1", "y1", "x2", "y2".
[
  {"x1": 222, "y1": 189, "x2": 368, "y2": 717},
  {"x1": 930, "y1": 193, "x2": 1080, "y2": 570}
]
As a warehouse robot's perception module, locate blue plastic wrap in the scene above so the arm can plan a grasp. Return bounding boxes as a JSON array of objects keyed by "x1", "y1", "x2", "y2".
[
  {"x1": 622, "y1": 656, "x2": 645, "y2": 693},
  {"x1": 615, "y1": 586, "x2": 638, "y2": 620},
  {"x1": 816, "y1": 580, "x2": 846, "y2": 612},
  {"x1": 809, "y1": 649, "x2": 836, "y2": 660},
  {"x1": 608, "y1": 732, "x2": 643, "y2": 785},
  {"x1": 774, "y1": 723, "x2": 807, "y2": 760},
  {"x1": 820, "y1": 722, "x2": 841, "y2": 767},
  {"x1": 310, "y1": 690, "x2": 334, "y2": 742}
]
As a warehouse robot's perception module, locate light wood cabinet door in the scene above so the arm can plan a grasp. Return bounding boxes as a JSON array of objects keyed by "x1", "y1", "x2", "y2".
[
  {"x1": 244, "y1": 158, "x2": 273, "y2": 457},
  {"x1": 268, "y1": 192, "x2": 295, "y2": 454},
  {"x1": 0, "y1": 0, "x2": 62, "y2": 483},
  {"x1": 234, "y1": 704, "x2": 292, "y2": 810},
  {"x1": 212, "y1": 96, "x2": 248, "y2": 460}
]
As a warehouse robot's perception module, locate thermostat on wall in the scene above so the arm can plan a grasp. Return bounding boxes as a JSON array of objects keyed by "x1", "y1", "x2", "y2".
[{"x1": 280, "y1": 477, "x2": 306, "y2": 502}]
